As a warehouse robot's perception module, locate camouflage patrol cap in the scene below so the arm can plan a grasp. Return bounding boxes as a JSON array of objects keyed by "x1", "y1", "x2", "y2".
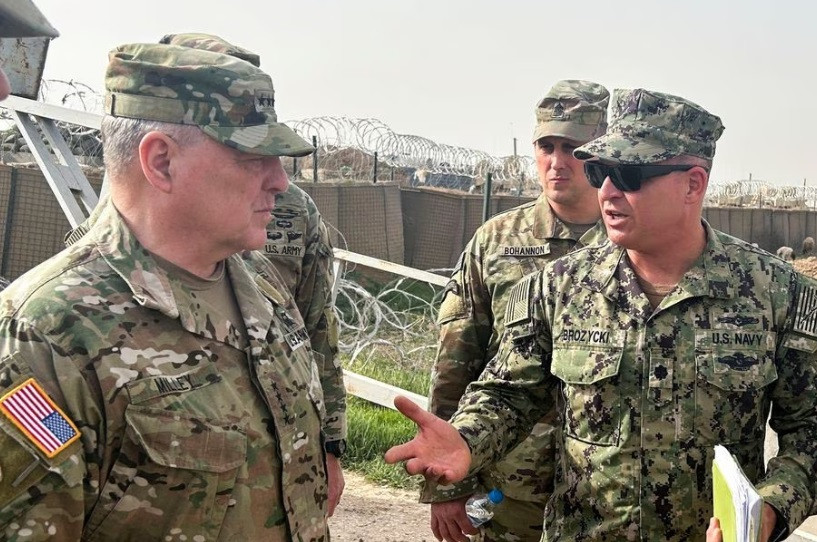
[
  {"x1": 574, "y1": 88, "x2": 724, "y2": 164},
  {"x1": 532, "y1": 80, "x2": 609, "y2": 144},
  {"x1": 104, "y1": 43, "x2": 314, "y2": 157},
  {"x1": 159, "y1": 33, "x2": 261, "y2": 67},
  {"x1": 0, "y1": 0, "x2": 58, "y2": 37}
]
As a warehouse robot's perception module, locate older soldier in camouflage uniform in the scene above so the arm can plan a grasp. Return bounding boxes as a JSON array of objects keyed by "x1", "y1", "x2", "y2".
[
  {"x1": 65, "y1": 32, "x2": 349, "y2": 516},
  {"x1": 387, "y1": 88, "x2": 817, "y2": 542},
  {"x1": 0, "y1": 43, "x2": 332, "y2": 540},
  {"x1": 423, "y1": 80, "x2": 609, "y2": 542}
]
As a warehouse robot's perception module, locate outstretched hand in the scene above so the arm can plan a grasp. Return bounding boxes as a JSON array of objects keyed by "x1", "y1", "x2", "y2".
[{"x1": 384, "y1": 396, "x2": 471, "y2": 485}]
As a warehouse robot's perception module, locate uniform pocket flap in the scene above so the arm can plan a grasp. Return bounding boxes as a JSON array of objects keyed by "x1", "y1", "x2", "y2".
[
  {"x1": 125, "y1": 406, "x2": 246, "y2": 473},
  {"x1": 551, "y1": 347, "x2": 623, "y2": 385}
]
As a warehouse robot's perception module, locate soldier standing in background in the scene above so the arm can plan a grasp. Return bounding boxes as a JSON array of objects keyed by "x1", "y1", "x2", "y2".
[
  {"x1": 422, "y1": 80, "x2": 609, "y2": 542},
  {"x1": 0, "y1": 42, "x2": 331, "y2": 540},
  {"x1": 388, "y1": 88, "x2": 817, "y2": 541}
]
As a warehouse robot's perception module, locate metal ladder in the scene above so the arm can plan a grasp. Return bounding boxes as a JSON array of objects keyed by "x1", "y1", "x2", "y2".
[{"x1": 1, "y1": 95, "x2": 100, "y2": 227}]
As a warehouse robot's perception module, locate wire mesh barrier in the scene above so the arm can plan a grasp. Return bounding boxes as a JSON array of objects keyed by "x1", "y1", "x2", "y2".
[
  {"x1": 706, "y1": 181, "x2": 817, "y2": 209},
  {"x1": 334, "y1": 266, "x2": 446, "y2": 375}
]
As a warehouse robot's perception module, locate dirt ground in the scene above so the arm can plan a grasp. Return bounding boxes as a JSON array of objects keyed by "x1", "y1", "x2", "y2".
[{"x1": 330, "y1": 472, "x2": 433, "y2": 542}]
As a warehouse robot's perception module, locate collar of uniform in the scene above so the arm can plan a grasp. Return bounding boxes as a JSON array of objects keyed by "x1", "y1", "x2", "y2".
[
  {"x1": 227, "y1": 253, "x2": 280, "y2": 339},
  {"x1": 687, "y1": 219, "x2": 736, "y2": 300},
  {"x1": 532, "y1": 195, "x2": 566, "y2": 239},
  {"x1": 577, "y1": 220, "x2": 735, "y2": 302},
  {"x1": 90, "y1": 202, "x2": 180, "y2": 318}
]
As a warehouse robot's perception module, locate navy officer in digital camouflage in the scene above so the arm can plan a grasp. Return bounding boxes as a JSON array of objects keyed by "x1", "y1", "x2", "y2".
[
  {"x1": 0, "y1": 41, "x2": 333, "y2": 540},
  {"x1": 386, "y1": 88, "x2": 817, "y2": 541}
]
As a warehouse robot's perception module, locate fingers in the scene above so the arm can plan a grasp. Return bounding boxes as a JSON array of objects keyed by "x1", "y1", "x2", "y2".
[
  {"x1": 393, "y1": 395, "x2": 433, "y2": 426},
  {"x1": 384, "y1": 440, "x2": 415, "y2": 464},
  {"x1": 706, "y1": 517, "x2": 722, "y2": 542}
]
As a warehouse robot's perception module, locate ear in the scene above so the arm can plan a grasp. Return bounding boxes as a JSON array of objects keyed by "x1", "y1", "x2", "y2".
[
  {"x1": 138, "y1": 131, "x2": 177, "y2": 194},
  {"x1": 685, "y1": 166, "x2": 709, "y2": 204}
]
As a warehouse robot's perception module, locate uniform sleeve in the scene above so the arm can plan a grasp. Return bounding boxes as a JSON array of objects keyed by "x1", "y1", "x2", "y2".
[
  {"x1": 0, "y1": 321, "x2": 98, "y2": 541},
  {"x1": 756, "y1": 274, "x2": 817, "y2": 535},
  {"x1": 295, "y1": 211, "x2": 346, "y2": 442},
  {"x1": 450, "y1": 273, "x2": 556, "y2": 474},
  {"x1": 421, "y1": 234, "x2": 495, "y2": 502}
]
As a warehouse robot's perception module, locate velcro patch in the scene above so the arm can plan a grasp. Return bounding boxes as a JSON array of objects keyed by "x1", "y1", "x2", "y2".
[
  {"x1": 793, "y1": 283, "x2": 817, "y2": 337},
  {"x1": 0, "y1": 379, "x2": 80, "y2": 459},
  {"x1": 505, "y1": 275, "x2": 534, "y2": 327},
  {"x1": 437, "y1": 284, "x2": 468, "y2": 325}
]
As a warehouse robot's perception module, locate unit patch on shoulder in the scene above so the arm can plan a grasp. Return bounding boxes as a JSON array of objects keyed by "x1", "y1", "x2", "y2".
[
  {"x1": 0, "y1": 378, "x2": 80, "y2": 458},
  {"x1": 505, "y1": 275, "x2": 534, "y2": 327},
  {"x1": 793, "y1": 282, "x2": 817, "y2": 338}
]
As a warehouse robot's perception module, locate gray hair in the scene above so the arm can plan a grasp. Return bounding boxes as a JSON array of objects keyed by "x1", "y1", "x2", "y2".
[{"x1": 101, "y1": 116, "x2": 206, "y2": 177}]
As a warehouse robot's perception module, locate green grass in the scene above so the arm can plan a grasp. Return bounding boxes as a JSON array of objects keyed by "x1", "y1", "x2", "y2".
[{"x1": 343, "y1": 352, "x2": 432, "y2": 490}]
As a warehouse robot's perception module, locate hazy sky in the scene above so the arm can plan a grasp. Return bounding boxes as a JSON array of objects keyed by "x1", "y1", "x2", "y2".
[{"x1": 32, "y1": 0, "x2": 817, "y2": 186}]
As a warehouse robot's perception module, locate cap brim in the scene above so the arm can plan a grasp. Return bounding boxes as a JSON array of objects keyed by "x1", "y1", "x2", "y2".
[
  {"x1": 531, "y1": 122, "x2": 599, "y2": 144},
  {"x1": 203, "y1": 121, "x2": 314, "y2": 158},
  {"x1": 573, "y1": 132, "x2": 680, "y2": 164}
]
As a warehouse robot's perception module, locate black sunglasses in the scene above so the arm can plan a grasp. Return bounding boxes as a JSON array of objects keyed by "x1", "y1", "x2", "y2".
[{"x1": 584, "y1": 163, "x2": 696, "y2": 192}]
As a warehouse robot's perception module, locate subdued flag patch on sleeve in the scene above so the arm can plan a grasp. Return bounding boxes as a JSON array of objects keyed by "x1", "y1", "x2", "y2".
[
  {"x1": 0, "y1": 378, "x2": 80, "y2": 458},
  {"x1": 793, "y1": 282, "x2": 817, "y2": 337}
]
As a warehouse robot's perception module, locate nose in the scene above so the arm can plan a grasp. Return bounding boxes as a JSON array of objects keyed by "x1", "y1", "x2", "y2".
[
  {"x1": 263, "y1": 156, "x2": 289, "y2": 195},
  {"x1": 598, "y1": 176, "x2": 622, "y2": 201},
  {"x1": 550, "y1": 147, "x2": 570, "y2": 170}
]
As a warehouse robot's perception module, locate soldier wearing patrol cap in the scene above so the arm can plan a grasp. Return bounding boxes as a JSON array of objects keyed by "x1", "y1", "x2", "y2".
[
  {"x1": 64, "y1": 31, "x2": 349, "y2": 519},
  {"x1": 0, "y1": 42, "x2": 331, "y2": 540},
  {"x1": 0, "y1": 0, "x2": 59, "y2": 100},
  {"x1": 423, "y1": 79, "x2": 609, "y2": 542},
  {"x1": 387, "y1": 88, "x2": 817, "y2": 542}
]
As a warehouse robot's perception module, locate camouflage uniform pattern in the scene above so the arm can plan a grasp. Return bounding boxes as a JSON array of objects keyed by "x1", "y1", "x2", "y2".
[
  {"x1": 0, "y1": 203, "x2": 329, "y2": 540},
  {"x1": 104, "y1": 43, "x2": 314, "y2": 157},
  {"x1": 451, "y1": 223, "x2": 817, "y2": 541},
  {"x1": 423, "y1": 197, "x2": 605, "y2": 541},
  {"x1": 422, "y1": 79, "x2": 609, "y2": 542},
  {"x1": 574, "y1": 88, "x2": 724, "y2": 164},
  {"x1": 264, "y1": 183, "x2": 345, "y2": 441}
]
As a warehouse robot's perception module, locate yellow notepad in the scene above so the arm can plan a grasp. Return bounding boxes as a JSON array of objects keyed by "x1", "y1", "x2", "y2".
[{"x1": 712, "y1": 445, "x2": 763, "y2": 542}]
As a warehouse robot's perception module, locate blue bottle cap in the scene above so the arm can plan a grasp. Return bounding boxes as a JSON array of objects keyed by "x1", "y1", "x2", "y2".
[{"x1": 488, "y1": 489, "x2": 504, "y2": 504}]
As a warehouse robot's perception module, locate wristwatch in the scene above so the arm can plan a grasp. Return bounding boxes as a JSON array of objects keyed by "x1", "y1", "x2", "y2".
[{"x1": 324, "y1": 439, "x2": 347, "y2": 458}]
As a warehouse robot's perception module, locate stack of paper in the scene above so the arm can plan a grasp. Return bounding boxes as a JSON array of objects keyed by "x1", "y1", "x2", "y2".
[{"x1": 712, "y1": 445, "x2": 763, "y2": 542}]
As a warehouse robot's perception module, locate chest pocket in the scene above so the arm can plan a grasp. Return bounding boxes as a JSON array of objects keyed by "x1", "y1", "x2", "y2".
[
  {"x1": 85, "y1": 403, "x2": 247, "y2": 541},
  {"x1": 551, "y1": 346, "x2": 624, "y2": 446},
  {"x1": 694, "y1": 328, "x2": 778, "y2": 445}
]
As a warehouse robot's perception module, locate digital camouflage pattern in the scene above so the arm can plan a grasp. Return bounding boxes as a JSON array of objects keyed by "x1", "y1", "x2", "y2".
[
  {"x1": 104, "y1": 43, "x2": 314, "y2": 157},
  {"x1": 451, "y1": 223, "x2": 817, "y2": 541},
  {"x1": 0, "y1": 203, "x2": 329, "y2": 540},
  {"x1": 531, "y1": 80, "x2": 609, "y2": 144},
  {"x1": 264, "y1": 183, "x2": 345, "y2": 442},
  {"x1": 423, "y1": 195, "x2": 606, "y2": 541},
  {"x1": 574, "y1": 88, "x2": 725, "y2": 164}
]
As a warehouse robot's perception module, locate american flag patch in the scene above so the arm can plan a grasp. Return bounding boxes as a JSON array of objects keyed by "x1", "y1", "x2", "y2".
[
  {"x1": 794, "y1": 283, "x2": 817, "y2": 337},
  {"x1": 0, "y1": 378, "x2": 79, "y2": 458}
]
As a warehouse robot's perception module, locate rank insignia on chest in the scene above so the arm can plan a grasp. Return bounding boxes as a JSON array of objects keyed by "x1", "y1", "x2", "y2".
[{"x1": 0, "y1": 378, "x2": 80, "y2": 458}]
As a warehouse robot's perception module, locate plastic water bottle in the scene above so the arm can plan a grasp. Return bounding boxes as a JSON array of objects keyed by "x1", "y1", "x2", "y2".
[{"x1": 465, "y1": 488, "x2": 504, "y2": 527}]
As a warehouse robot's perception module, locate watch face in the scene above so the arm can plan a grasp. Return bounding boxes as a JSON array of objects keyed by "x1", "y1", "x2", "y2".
[{"x1": 326, "y1": 440, "x2": 346, "y2": 457}]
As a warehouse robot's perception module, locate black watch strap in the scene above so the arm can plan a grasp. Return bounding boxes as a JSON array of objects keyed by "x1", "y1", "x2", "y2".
[{"x1": 325, "y1": 439, "x2": 347, "y2": 457}]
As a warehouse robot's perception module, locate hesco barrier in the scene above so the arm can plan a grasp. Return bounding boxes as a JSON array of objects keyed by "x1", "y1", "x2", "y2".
[{"x1": 2, "y1": 163, "x2": 817, "y2": 280}]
